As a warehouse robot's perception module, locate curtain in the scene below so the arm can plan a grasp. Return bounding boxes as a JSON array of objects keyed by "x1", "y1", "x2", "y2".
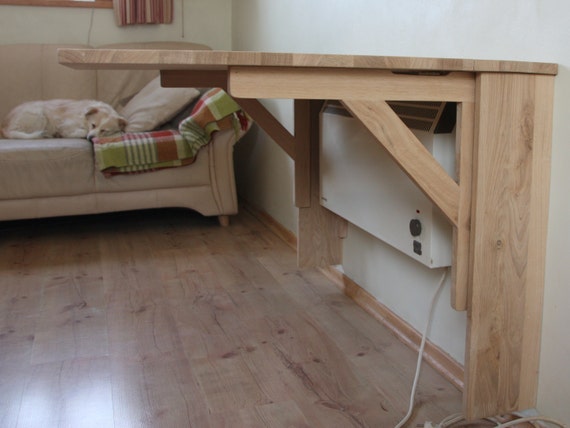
[{"x1": 113, "y1": 0, "x2": 173, "y2": 26}]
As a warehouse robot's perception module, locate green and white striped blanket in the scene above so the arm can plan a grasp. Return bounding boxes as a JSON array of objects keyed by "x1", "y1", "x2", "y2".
[{"x1": 93, "y1": 88, "x2": 251, "y2": 176}]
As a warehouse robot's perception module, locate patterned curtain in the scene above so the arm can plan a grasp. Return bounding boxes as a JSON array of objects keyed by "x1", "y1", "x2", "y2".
[{"x1": 113, "y1": 0, "x2": 173, "y2": 26}]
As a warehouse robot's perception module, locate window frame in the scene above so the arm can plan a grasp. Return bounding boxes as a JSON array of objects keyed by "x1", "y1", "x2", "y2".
[{"x1": 0, "y1": 0, "x2": 112, "y2": 8}]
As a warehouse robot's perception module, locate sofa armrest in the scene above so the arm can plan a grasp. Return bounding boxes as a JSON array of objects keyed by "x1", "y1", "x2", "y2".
[{"x1": 207, "y1": 126, "x2": 250, "y2": 216}]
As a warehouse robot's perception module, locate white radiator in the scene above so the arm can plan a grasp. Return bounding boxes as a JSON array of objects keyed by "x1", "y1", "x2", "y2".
[{"x1": 319, "y1": 102, "x2": 455, "y2": 268}]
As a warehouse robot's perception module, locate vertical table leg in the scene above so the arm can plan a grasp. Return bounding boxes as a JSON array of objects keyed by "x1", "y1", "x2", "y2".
[
  {"x1": 297, "y1": 100, "x2": 345, "y2": 268},
  {"x1": 464, "y1": 73, "x2": 554, "y2": 419}
]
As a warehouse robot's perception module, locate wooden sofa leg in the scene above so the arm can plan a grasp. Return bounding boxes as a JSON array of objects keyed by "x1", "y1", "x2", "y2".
[{"x1": 218, "y1": 215, "x2": 230, "y2": 227}]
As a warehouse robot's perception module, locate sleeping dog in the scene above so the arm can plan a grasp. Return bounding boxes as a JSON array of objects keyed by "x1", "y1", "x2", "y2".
[{"x1": 1, "y1": 99, "x2": 127, "y2": 141}]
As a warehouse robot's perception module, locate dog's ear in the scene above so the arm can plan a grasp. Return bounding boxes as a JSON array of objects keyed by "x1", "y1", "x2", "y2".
[
  {"x1": 85, "y1": 107, "x2": 99, "y2": 117},
  {"x1": 118, "y1": 117, "x2": 128, "y2": 131}
]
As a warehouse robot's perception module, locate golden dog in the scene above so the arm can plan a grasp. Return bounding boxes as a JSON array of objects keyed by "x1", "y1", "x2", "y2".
[{"x1": 1, "y1": 99, "x2": 127, "y2": 141}]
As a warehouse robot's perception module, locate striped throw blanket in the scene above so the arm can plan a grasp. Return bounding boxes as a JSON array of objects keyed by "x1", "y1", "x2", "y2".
[{"x1": 93, "y1": 88, "x2": 251, "y2": 176}]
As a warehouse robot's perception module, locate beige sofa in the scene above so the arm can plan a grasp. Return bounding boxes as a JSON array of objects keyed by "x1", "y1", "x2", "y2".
[{"x1": 0, "y1": 42, "x2": 247, "y2": 225}]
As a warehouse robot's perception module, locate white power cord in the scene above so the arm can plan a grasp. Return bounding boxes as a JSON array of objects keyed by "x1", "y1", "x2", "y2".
[
  {"x1": 495, "y1": 416, "x2": 567, "y2": 428},
  {"x1": 394, "y1": 268, "x2": 448, "y2": 428},
  {"x1": 390, "y1": 268, "x2": 568, "y2": 428},
  {"x1": 425, "y1": 415, "x2": 567, "y2": 428},
  {"x1": 424, "y1": 412, "x2": 567, "y2": 428}
]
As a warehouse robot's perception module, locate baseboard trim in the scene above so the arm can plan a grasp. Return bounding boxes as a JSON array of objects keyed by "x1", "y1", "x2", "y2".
[
  {"x1": 241, "y1": 201, "x2": 297, "y2": 251},
  {"x1": 320, "y1": 265, "x2": 464, "y2": 391},
  {"x1": 242, "y1": 201, "x2": 464, "y2": 391}
]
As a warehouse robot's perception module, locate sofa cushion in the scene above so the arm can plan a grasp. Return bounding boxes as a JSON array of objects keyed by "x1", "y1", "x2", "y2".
[
  {"x1": 120, "y1": 76, "x2": 200, "y2": 132},
  {"x1": 0, "y1": 139, "x2": 94, "y2": 199}
]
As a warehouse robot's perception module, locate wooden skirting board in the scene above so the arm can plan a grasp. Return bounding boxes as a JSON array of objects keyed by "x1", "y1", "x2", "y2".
[
  {"x1": 243, "y1": 201, "x2": 464, "y2": 391},
  {"x1": 241, "y1": 202, "x2": 298, "y2": 251},
  {"x1": 320, "y1": 265, "x2": 465, "y2": 392}
]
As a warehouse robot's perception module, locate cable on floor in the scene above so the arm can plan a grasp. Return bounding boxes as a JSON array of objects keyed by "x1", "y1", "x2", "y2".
[
  {"x1": 426, "y1": 412, "x2": 567, "y2": 427},
  {"x1": 494, "y1": 416, "x2": 567, "y2": 428},
  {"x1": 388, "y1": 270, "x2": 568, "y2": 428},
  {"x1": 393, "y1": 268, "x2": 448, "y2": 428}
]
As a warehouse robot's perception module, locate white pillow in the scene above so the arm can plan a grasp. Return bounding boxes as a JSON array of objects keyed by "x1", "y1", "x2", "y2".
[{"x1": 120, "y1": 76, "x2": 200, "y2": 132}]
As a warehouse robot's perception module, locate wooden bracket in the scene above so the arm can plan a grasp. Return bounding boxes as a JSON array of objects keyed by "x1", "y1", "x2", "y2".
[
  {"x1": 341, "y1": 99, "x2": 460, "y2": 227},
  {"x1": 161, "y1": 69, "x2": 229, "y2": 90}
]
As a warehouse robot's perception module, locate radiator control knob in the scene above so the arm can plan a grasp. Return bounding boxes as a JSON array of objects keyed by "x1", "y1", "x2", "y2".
[{"x1": 409, "y1": 219, "x2": 422, "y2": 237}]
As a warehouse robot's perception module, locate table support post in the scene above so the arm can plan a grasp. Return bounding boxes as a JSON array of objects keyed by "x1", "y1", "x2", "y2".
[
  {"x1": 297, "y1": 100, "x2": 345, "y2": 268},
  {"x1": 464, "y1": 73, "x2": 554, "y2": 419},
  {"x1": 452, "y1": 101, "x2": 475, "y2": 311}
]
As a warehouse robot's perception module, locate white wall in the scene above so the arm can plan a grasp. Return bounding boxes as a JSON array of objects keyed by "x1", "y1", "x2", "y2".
[
  {"x1": 0, "y1": 1, "x2": 232, "y2": 48},
  {"x1": 232, "y1": 0, "x2": 570, "y2": 423}
]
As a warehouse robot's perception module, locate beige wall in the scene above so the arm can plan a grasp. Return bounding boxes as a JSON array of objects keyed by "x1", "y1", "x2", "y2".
[
  {"x1": 0, "y1": 1, "x2": 232, "y2": 48},
  {"x1": 232, "y1": 0, "x2": 570, "y2": 423}
]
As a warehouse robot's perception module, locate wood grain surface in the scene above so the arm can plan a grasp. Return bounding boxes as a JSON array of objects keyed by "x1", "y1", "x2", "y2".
[
  {"x1": 58, "y1": 48, "x2": 557, "y2": 75},
  {"x1": 56, "y1": 46, "x2": 557, "y2": 420},
  {"x1": 0, "y1": 209, "x2": 463, "y2": 427},
  {"x1": 464, "y1": 73, "x2": 554, "y2": 418}
]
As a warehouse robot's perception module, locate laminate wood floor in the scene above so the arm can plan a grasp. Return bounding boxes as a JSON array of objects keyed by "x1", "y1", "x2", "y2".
[{"x1": 0, "y1": 208, "x2": 463, "y2": 427}]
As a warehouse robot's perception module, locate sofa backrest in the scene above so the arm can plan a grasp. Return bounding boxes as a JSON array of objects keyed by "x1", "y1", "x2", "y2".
[
  {"x1": 0, "y1": 41, "x2": 211, "y2": 121},
  {"x1": 95, "y1": 41, "x2": 211, "y2": 111},
  {"x1": 0, "y1": 44, "x2": 96, "y2": 120}
]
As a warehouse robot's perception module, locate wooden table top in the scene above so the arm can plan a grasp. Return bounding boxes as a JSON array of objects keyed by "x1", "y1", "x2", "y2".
[{"x1": 58, "y1": 48, "x2": 558, "y2": 75}]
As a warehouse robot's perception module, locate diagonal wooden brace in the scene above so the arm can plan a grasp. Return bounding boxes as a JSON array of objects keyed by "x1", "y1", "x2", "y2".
[{"x1": 342, "y1": 99, "x2": 460, "y2": 227}]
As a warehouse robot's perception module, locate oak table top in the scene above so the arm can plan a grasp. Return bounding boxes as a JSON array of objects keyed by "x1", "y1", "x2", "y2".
[{"x1": 58, "y1": 48, "x2": 558, "y2": 75}]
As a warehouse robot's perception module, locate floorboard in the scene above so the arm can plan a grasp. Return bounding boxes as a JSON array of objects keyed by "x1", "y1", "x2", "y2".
[{"x1": 0, "y1": 208, "x2": 464, "y2": 427}]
